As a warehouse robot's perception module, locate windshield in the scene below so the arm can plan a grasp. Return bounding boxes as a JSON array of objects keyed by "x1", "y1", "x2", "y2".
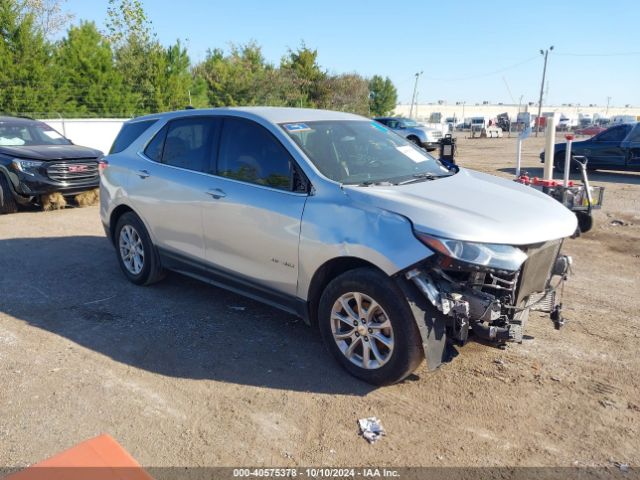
[
  {"x1": 400, "y1": 119, "x2": 419, "y2": 127},
  {"x1": 281, "y1": 120, "x2": 452, "y2": 185},
  {"x1": 0, "y1": 121, "x2": 71, "y2": 146}
]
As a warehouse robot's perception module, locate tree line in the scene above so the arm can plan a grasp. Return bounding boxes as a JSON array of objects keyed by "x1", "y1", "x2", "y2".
[{"x1": 0, "y1": 0, "x2": 398, "y2": 118}]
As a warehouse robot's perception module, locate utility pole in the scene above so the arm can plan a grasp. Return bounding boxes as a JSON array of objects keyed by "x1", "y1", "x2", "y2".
[
  {"x1": 606, "y1": 96, "x2": 611, "y2": 116},
  {"x1": 409, "y1": 71, "x2": 423, "y2": 119},
  {"x1": 535, "y1": 46, "x2": 553, "y2": 137}
]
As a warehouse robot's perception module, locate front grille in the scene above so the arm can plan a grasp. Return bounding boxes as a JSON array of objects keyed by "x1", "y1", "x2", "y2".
[
  {"x1": 431, "y1": 131, "x2": 443, "y2": 138},
  {"x1": 47, "y1": 161, "x2": 98, "y2": 184}
]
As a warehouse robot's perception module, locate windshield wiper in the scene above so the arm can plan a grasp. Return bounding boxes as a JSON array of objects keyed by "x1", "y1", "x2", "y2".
[
  {"x1": 397, "y1": 173, "x2": 437, "y2": 185},
  {"x1": 357, "y1": 180, "x2": 394, "y2": 187}
]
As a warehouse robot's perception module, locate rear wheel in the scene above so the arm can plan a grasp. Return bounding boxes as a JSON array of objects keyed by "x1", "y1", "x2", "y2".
[
  {"x1": 114, "y1": 212, "x2": 165, "y2": 285},
  {"x1": 318, "y1": 268, "x2": 424, "y2": 385},
  {"x1": 0, "y1": 174, "x2": 18, "y2": 214}
]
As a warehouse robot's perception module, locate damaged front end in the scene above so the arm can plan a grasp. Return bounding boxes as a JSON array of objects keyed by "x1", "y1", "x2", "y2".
[{"x1": 402, "y1": 233, "x2": 572, "y2": 369}]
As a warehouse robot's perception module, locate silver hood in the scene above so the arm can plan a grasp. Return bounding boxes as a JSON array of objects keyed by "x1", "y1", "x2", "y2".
[{"x1": 343, "y1": 168, "x2": 578, "y2": 246}]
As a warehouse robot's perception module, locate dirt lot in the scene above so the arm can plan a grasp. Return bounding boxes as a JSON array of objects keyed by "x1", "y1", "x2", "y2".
[{"x1": 0, "y1": 135, "x2": 639, "y2": 470}]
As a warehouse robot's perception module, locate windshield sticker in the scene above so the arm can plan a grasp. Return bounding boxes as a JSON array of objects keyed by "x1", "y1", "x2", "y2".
[
  {"x1": 42, "y1": 130, "x2": 64, "y2": 139},
  {"x1": 396, "y1": 145, "x2": 428, "y2": 163},
  {"x1": 370, "y1": 121, "x2": 388, "y2": 132},
  {"x1": 283, "y1": 123, "x2": 311, "y2": 132}
]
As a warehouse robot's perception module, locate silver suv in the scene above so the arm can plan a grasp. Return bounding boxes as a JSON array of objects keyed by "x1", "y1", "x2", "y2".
[
  {"x1": 100, "y1": 107, "x2": 577, "y2": 385},
  {"x1": 373, "y1": 117, "x2": 442, "y2": 151}
]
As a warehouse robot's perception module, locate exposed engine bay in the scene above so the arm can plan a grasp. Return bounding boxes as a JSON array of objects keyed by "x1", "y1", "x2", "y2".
[{"x1": 405, "y1": 239, "x2": 572, "y2": 351}]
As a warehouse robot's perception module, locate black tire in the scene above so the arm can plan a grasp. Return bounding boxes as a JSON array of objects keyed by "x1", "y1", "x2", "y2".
[
  {"x1": 0, "y1": 174, "x2": 18, "y2": 214},
  {"x1": 407, "y1": 136, "x2": 422, "y2": 147},
  {"x1": 114, "y1": 212, "x2": 165, "y2": 285},
  {"x1": 576, "y1": 211, "x2": 594, "y2": 233},
  {"x1": 553, "y1": 152, "x2": 565, "y2": 173},
  {"x1": 318, "y1": 268, "x2": 424, "y2": 385}
]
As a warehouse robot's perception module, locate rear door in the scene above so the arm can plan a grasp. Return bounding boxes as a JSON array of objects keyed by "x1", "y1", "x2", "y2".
[
  {"x1": 201, "y1": 116, "x2": 308, "y2": 297},
  {"x1": 586, "y1": 125, "x2": 631, "y2": 168},
  {"x1": 128, "y1": 116, "x2": 220, "y2": 261}
]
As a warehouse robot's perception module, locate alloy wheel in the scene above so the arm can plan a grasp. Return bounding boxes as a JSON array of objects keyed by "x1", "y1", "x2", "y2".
[{"x1": 330, "y1": 292, "x2": 394, "y2": 369}]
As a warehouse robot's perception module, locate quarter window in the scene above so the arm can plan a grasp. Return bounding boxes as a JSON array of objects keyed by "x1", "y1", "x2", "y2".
[
  {"x1": 110, "y1": 120, "x2": 157, "y2": 154},
  {"x1": 218, "y1": 117, "x2": 293, "y2": 190},
  {"x1": 143, "y1": 125, "x2": 168, "y2": 162},
  {"x1": 161, "y1": 117, "x2": 219, "y2": 174}
]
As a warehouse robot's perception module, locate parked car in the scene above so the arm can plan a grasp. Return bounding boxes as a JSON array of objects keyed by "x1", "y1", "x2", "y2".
[
  {"x1": 541, "y1": 122, "x2": 640, "y2": 172},
  {"x1": 373, "y1": 117, "x2": 442, "y2": 151},
  {"x1": 101, "y1": 107, "x2": 577, "y2": 385},
  {"x1": 575, "y1": 125, "x2": 606, "y2": 136},
  {"x1": 0, "y1": 116, "x2": 102, "y2": 214}
]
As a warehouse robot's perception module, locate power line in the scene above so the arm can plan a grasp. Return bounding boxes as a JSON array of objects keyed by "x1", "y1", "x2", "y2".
[
  {"x1": 555, "y1": 51, "x2": 640, "y2": 57},
  {"x1": 422, "y1": 55, "x2": 540, "y2": 82}
]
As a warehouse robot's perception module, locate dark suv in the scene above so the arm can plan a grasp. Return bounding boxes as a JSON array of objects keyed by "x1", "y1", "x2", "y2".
[{"x1": 0, "y1": 116, "x2": 103, "y2": 214}]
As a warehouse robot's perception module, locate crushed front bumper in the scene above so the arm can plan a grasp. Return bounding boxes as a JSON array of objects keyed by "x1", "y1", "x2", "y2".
[{"x1": 400, "y1": 240, "x2": 572, "y2": 369}]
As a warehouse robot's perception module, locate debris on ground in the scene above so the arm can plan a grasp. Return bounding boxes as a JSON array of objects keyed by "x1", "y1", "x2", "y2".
[
  {"x1": 610, "y1": 219, "x2": 629, "y2": 226},
  {"x1": 599, "y1": 399, "x2": 617, "y2": 408},
  {"x1": 613, "y1": 461, "x2": 630, "y2": 473},
  {"x1": 358, "y1": 417, "x2": 385, "y2": 444}
]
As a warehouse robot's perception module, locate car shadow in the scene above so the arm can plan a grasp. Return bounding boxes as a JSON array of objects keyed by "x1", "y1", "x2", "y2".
[
  {"x1": 0, "y1": 235, "x2": 380, "y2": 396},
  {"x1": 498, "y1": 166, "x2": 640, "y2": 186}
]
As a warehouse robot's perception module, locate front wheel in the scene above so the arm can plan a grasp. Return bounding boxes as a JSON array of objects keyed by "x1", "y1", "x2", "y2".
[
  {"x1": 0, "y1": 174, "x2": 18, "y2": 214},
  {"x1": 407, "y1": 136, "x2": 422, "y2": 147},
  {"x1": 318, "y1": 268, "x2": 424, "y2": 385}
]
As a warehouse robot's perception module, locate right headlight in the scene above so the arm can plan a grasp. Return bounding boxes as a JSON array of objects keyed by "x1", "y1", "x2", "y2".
[{"x1": 416, "y1": 232, "x2": 528, "y2": 271}]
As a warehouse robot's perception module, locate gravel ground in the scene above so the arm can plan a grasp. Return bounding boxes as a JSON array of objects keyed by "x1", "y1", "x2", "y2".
[{"x1": 0, "y1": 135, "x2": 638, "y2": 470}]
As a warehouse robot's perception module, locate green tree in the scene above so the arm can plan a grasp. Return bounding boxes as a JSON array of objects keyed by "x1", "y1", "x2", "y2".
[
  {"x1": 368, "y1": 75, "x2": 397, "y2": 116},
  {"x1": 0, "y1": 0, "x2": 54, "y2": 114},
  {"x1": 280, "y1": 42, "x2": 325, "y2": 107},
  {"x1": 106, "y1": 0, "x2": 192, "y2": 114},
  {"x1": 193, "y1": 42, "x2": 275, "y2": 107},
  {"x1": 317, "y1": 73, "x2": 370, "y2": 116},
  {"x1": 52, "y1": 21, "x2": 136, "y2": 116}
]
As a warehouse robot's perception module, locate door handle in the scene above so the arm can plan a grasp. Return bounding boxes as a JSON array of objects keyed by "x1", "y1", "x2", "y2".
[
  {"x1": 137, "y1": 169, "x2": 150, "y2": 179},
  {"x1": 205, "y1": 188, "x2": 226, "y2": 199}
]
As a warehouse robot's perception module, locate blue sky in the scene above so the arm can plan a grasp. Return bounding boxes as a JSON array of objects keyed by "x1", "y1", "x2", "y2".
[{"x1": 60, "y1": 0, "x2": 640, "y2": 107}]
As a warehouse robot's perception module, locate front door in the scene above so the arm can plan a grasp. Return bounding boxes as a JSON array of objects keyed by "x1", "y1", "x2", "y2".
[
  {"x1": 622, "y1": 123, "x2": 640, "y2": 169},
  {"x1": 202, "y1": 116, "x2": 308, "y2": 297},
  {"x1": 586, "y1": 124, "x2": 631, "y2": 168}
]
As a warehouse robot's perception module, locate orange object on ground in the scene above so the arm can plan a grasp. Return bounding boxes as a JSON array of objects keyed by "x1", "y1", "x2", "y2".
[{"x1": 5, "y1": 434, "x2": 154, "y2": 480}]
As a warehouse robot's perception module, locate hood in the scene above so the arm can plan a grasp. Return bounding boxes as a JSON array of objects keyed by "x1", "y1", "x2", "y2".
[
  {"x1": 343, "y1": 168, "x2": 578, "y2": 245},
  {"x1": 0, "y1": 144, "x2": 102, "y2": 161}
]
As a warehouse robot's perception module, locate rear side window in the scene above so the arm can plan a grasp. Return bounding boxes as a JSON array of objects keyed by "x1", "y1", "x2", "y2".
[
  {"x1": 110, "y1": 120, "x2": 157, "y2": 154},
  {"x1": 218, "y1": 117, "x2": 293, "y2": 190},
  {"x1": 161, "y1": 117, "x2": 219, "y2": 174}
]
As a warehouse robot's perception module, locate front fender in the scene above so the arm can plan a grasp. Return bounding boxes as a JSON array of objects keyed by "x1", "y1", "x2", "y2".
[{"x1": 297, "y1": 191, "x2": 434, "y2": 300}]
